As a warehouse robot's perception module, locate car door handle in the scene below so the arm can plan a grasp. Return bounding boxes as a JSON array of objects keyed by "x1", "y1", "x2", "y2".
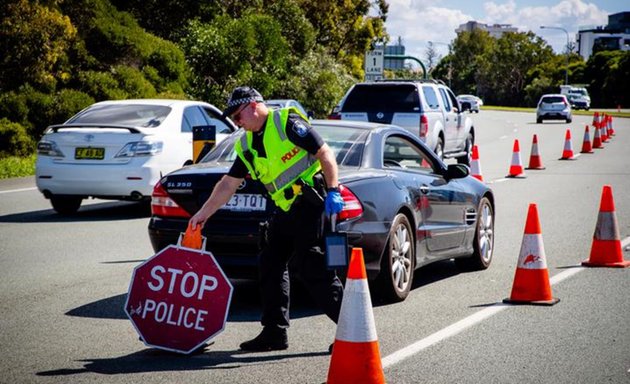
[{"x1": 420, "y1": 185, "x2": 429, "y2": 194}]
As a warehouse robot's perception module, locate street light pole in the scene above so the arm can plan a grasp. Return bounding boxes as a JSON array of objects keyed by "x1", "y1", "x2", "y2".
[
  {"x1": 429, "y1": 41, "x2": 452, "y2": 88},
  {"x1": 540, "y1": 26, "x2": 570, "y2": 85}
]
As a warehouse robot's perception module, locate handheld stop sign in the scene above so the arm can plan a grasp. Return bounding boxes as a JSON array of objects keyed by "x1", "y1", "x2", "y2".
[{"x1": 125, "y1": 224, "x2": 233, "y2": 354}]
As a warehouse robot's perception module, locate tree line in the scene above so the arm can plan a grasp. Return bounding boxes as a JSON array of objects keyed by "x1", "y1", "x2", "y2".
[{"x1": 0, "y1": 0, "x2": 627, "y2": 158}]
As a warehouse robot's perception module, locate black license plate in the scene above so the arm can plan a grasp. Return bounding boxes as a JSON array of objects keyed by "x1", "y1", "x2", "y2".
[{"x1": 75, "y1": 147, "x2": 105, "y2": 160}]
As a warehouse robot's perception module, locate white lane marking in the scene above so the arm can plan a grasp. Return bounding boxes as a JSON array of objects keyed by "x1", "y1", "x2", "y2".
[
  {"x1": 0, "y1": 187, "x2": 37, "y2": 194},
  {"x1": 382, "y1": 236, "x2": 630, "y2": 369}
]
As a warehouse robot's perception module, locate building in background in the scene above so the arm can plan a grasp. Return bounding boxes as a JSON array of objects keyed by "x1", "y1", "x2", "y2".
[
  {"x1": 455, "y1": 21, "x2": 517, "y2": 38},
  {"x1": 577, "y1": 12, "x2": 630, "y2": 60}
]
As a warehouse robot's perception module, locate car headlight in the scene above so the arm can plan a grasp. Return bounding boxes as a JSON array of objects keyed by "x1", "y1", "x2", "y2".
[
  {"x1": 37, "y1": 140, "x2": 65, "y2": 157},
  {"x1": 115, "y1": 141, "x2": 163, "y2": 158}
]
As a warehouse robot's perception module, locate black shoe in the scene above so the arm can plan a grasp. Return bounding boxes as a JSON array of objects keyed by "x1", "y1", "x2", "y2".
[{"x1": 240, "y1": 327, "x2": 288, "y2": 352}]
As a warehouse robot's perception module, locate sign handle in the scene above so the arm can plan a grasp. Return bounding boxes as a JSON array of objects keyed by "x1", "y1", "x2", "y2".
[{"x1": 179, "y1": 223, "x2": 206, "y2": 250}]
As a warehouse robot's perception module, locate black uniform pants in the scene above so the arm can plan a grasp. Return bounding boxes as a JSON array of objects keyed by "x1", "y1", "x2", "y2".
[{"x1": 258, "y1": 198, "x2": 343, "y2": 329}]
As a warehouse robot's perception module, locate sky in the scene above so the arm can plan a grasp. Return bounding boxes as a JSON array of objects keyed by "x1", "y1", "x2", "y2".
[{"x1": 381, "y1": 0, "x2": 628, "y2": 66}]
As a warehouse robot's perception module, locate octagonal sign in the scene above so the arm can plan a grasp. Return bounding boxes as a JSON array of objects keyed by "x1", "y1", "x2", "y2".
[{"x1": 125, "y1": 244, "x2": 233, "y2": 354}]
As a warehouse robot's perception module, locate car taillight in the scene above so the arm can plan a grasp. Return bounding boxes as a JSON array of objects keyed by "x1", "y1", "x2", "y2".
[
  {"x1": 338, "y1": 185, "x2": 363, "y2": 220},
  {"x1": 327, "y1": 114, "x2": 341, "y2": 120},
  {"x1": 420, "y1": 115, "x2": 429, "y2": 137},
  {"x1": 151, "y1": 181, "x2": 191, "y2": 218}
]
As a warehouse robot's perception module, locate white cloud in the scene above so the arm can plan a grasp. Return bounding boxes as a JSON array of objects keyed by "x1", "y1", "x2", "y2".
[
  {"x1": 384, "y1": 0, "x2": 610, "y2": 63},
  {"x1": 385, "y1": 0, "x2": 473, "y2": 65}
]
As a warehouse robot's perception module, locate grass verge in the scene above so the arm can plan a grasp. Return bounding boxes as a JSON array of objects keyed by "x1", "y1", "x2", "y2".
[{"x1": 0, "y1": 154, "x2": 36, "y2": 179}]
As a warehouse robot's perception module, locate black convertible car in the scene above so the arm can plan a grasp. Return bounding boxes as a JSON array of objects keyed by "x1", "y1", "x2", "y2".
[{"x1": 148, "y1": 120, "x2": 495, "y2": 302}]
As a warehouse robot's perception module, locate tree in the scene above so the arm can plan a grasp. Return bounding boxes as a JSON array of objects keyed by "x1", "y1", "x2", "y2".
[
  {"x1": 297, "y1": 0, "x2": 389, "y2": 77},
  {"x1": 0, "y1": 0, "x2": 76, "y2": 92},
  {"x1": 425, "y1": 42, "x2": 441, "y2": 73}
]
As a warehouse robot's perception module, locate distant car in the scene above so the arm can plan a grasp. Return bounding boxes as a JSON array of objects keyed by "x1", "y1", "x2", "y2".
[
  {"x1": 36, "y1": 99, "x2": 237, "y2": 214},
  {"x1": 148, "y1": 120, "x2": 495, "y2": 302},
  {"x1": 457, "y1": 95, "x2": 480, "y2": 113},
  {"x1": 536, "y1": 94, "x2": 572, "y2": 123},
  {"x1": 566, "y1": 93, "x2": 590, "y2": 111},
  {"x1": 265, "y1": 99, "x2": 313, "y2": 119}
]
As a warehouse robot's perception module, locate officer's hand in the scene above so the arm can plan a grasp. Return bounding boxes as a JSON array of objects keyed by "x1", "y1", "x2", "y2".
[{"x1": 325, "y1": 188, "x2": 344, "y2": 215}]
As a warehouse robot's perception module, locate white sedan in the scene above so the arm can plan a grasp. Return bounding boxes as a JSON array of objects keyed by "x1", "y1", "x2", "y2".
[{"x1": 36, "y1": 99, "x2": 237, "y2": 214}]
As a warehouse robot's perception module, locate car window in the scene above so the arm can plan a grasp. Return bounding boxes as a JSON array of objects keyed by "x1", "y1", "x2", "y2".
[
  {"x1": 67, "y1": 104, "x2": 171, "y2": 127},
  {"x1": 438, "y1": 88, "x2": 452, "y2": 112},
  {"x1": 182, "y1": 106, "x2": 210, "y2": 133},
  {"x1": 200, "y1": 107, "x2": 234, "y2": 134},
  {"x1": 446, "y1": 89, "x2": 459, "y2": 111},
  {"x1": 342, "y1": 84, "x2": 420, "y2": 113},
  {"x1": 383, "y1": 135, "x2": 434, "y2": 173},
  {"x1": 541, "y1": 96, "x2": 565, "y2": 103},
  {"x1": 421, "y1": 86, "x2": 440, "y2": 110}
]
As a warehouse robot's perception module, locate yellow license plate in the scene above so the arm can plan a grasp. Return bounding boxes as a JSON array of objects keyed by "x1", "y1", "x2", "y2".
[{"x1": 75, "y1": 147, "x2": 105, "y2": 160}]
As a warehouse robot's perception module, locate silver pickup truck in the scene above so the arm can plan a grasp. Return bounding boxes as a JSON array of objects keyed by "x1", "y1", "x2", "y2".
[{"x1": 334, "y1": 79, "x2": 476, "y2": 165}]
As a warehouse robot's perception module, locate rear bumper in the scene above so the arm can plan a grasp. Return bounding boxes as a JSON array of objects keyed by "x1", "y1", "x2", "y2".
[{"x1": 36, "y1": 158, "x2": 163, "y2": 198}]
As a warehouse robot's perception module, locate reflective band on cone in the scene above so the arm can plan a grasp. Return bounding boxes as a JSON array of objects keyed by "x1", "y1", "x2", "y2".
[
  {"x1": 504, "y1": 203, "x2": 559, "y2": 306},
  {"x1": 582, "y1": 186, "x2": 630, "y2": 268}
]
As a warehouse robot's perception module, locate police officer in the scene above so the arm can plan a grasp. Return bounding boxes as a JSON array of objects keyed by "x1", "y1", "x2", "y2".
[{"x1": 190, "y1": 86, "x2": 344, "y2": 352}]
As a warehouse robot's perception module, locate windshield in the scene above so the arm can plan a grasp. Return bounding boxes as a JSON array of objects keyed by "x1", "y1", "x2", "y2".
[
  {"x1": 200, "y1": 123, "x2": 369, "y2": 167},
  {"x1": 67, "y1": 104, "x2": 172, "y2": 127}
]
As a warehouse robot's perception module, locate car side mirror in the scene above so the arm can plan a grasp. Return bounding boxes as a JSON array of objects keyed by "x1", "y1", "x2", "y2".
[{"x1": 445, "y1": 163, "x2": 469, "y2": 180}]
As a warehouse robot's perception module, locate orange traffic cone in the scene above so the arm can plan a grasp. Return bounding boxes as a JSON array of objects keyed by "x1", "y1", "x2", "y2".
[
  {"x1": 559, "y1": 129, "x2": 576, "y2": 160},
  {"x1": 327, "y1": 248, "x2": 385, "y2": 384},
  {"x1": 503, "y1": 204, "x2": 560, "y2": 305},
  {"x1": 592, "y1": 112, "x2": 599, "y2": 130},
  {"x1": 608, "y1": 115, "x2": 616, "y2": 136},
  {"x1": 580, "y1": 125, "x2": 593, "y2": 154},
  {"x1": 506, "y1": 139, "x2": 526, "y2": 178},
  {"x1": 605, "y1": 115, "x2": 614, "y2": 138},
  {"x1": 582, "y1": 186, "x2": 630, "y2": 268},
  {"x1": 526, "y1": 134, "x2": 545, "y2": 170},
  {"x1": 470, "y1": 145, "x2": 484, "y2": 181},
  {"x1": 592, "y1": 123, "x2": 604, "y2": 149},
  {"x1": 599, "y1": 119, "x2": 608, "y2": 143}
]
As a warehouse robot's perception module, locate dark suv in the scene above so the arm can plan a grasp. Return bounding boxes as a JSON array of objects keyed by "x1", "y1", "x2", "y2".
[{"x1": 334, "y1": 80, "x2": 475, "y2": 164}]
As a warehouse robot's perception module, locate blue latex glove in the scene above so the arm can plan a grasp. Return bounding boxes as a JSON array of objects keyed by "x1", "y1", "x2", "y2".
[{"x1": 325, "y1": 189, "x2": 344, "y2": 215}]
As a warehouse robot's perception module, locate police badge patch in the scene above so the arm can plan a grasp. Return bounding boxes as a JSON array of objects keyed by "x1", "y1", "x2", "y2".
[{"x1": 292, "y1": 120, "x2": 308, "y2": 137}]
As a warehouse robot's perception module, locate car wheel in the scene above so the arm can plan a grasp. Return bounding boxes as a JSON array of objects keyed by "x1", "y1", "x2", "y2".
[
  {"x1": 375, "y1": 213, "x2": 415, "y2": 302},
  {"x1": 50, "y1": 196, "x2": 82, "y2": 215},
  {"x1": 457, "y1": 133, "x2": 473, "y2": 166},
  {"x1": 566, "y1": 118, "x2": 572, "y2": 123},
  {"x1": 536, "y1": 118, "x2": 542, "y2": 124},
  {"x1": 455, "y1": 197, "x2": 494, "y2": 271},
  {"x1": 434, "y1": 137, "x2": 444, "y2": 161}
]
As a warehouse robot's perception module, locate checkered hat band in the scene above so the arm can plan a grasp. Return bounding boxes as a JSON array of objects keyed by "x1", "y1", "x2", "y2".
[{"x1": 228, "y1": 96, "x2": 262, "y2": 108}]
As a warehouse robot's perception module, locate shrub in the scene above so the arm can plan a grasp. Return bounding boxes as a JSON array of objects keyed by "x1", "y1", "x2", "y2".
[
  {"x1": 111, "y1": 65, "x2": 156, "y2": 98},
  {"x1": 77, "y1": 70, "x2": 128, "y2": 100},
  {"x1": 49, "y1": 89, "x2": 95, "y2": 127},
  {"x1": 0, "y1": 118, "x2": 34, "y2": 157}
]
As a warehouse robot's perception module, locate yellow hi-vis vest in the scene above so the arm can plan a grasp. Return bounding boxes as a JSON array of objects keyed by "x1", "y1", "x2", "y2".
[{"x1": 234, "y1": 107, "x2": 321, "y2": 212}]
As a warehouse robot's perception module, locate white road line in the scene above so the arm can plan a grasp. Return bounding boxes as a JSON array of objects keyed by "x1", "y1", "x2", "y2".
[
  {"x1": 0, "y1": 187, "x2": 37, "y2": 194},
  {"x1": 382, "y1": 236, "x2": 630, "y2": 369}
]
